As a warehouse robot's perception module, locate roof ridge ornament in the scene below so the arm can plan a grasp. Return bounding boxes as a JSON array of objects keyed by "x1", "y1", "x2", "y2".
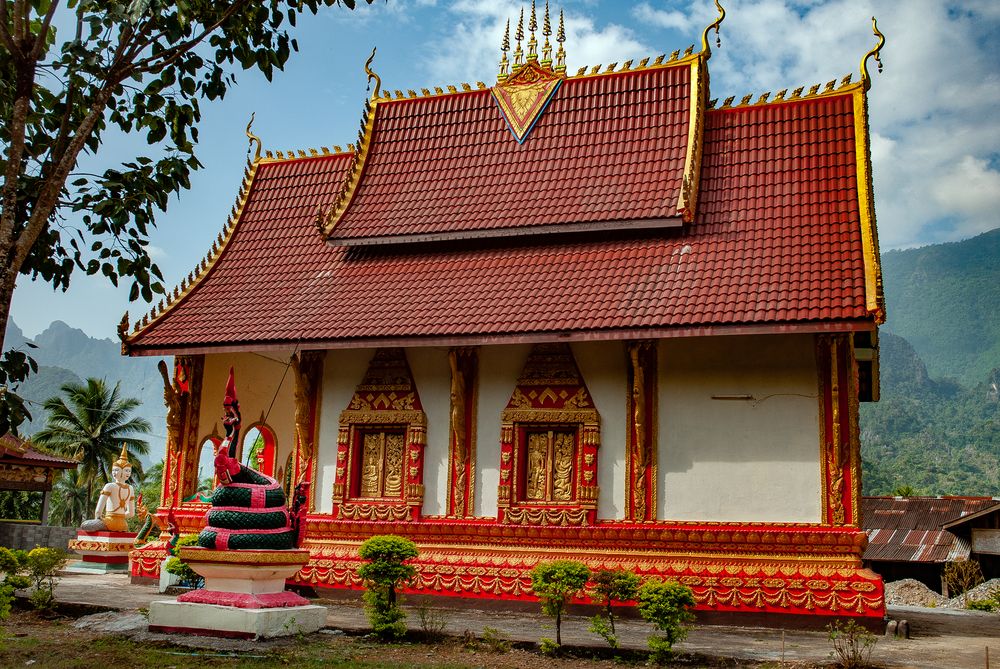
[
  {"x1": 541, "y1": 1, "x2": 553, "y2": 67},
  {"x1": 365, "y1": 46, "x2": 382, "y2": 100},
  {"x1": 555, "y1": 9, "x2": 566, "y2": 73},
  {"x1": 700, "y1": 0, "x2": 725, "y2": 59},
  {"x1": 527, "y1": 0, "x2": 538, "y2": 62},
  {"x1": 499, "y1": 19, "x2": 511, "y2": 81},
  {"x1": 860, "y1": 16, "x2": 885, "y2": 92},
  {"x1": 514, "y1": 7, "x2": 525, "y2": 67},
  {"x1": 245, "y1": 112, "x2": 262, "y2": 163}
]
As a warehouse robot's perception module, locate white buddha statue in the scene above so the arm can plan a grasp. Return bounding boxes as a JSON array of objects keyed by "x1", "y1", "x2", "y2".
[{"x1": 81, "y1": 444, "x2": 136, "y2": 532}]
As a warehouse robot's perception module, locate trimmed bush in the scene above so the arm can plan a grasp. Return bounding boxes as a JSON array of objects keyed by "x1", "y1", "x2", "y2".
[
  {"x1": 529, "y1": 560, "x2": 590, "y2": 647},
  {"x1": 588, "y1": 568, "x2": 640, "y2": 648},
  {"x1": 636, "y1": 578, "x2": 696, "y2": 663},
  {"x1": 357, "y1": 535, "x2": 418, "y2": 639}
]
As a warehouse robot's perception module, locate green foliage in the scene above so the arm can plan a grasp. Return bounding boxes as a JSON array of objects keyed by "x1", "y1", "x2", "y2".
[
  {"x1": 0, "y1": 0, "x2": 376, "y2": 436},
  {"x1": 480, "y1": 626, "x2": 511, "y2": 653},
  {"x1": 966, "y1": 597, "x2": 1000, "y2": 612},
  {"x1": 0, "y1": 547, "x2": 30, "y2": 620},
  {"x1": 357, "y1": 535, "x2": 418, "y2": 640},
  {"x1": 0, "y1": 490, "x2": 42, "y2": 521},
  {"x1": 25, "y1": 547, "x2": 67, "y2": 613},
  {"x1": 588, "y1": 568, "x2": 640, "y2": 647},
  {"x1": 164, "y1": 534, "x2": 202, "y2": 587},
  {"x1": 48, "y1": 468, "x2": 90, "y2": 528},
  {"x1": 539, "y1": 637, "x2": 559, "y2": 655},
  {"x1": 529, "y1": 559, "x2": 590, "y2": 646},
  {"x1": 861, "y1": 331, "x2": 1000, "y2": 496},
  {"x1": 827, "y1": 619, "x2": 878, "y2": 668},
  {"x1": 635, "y1": 578, "x2": 696, "y2": 663}
]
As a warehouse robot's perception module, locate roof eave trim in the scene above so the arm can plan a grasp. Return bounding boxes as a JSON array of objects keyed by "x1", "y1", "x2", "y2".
[
  {"x1": 941, "y1": 502, "x2": 1000, "y2": 530},
  {"x1": 124, "y1": 159, "x2": 261, "y2": 353},
  {"x1": 676, "y1": 53, "x2": 707, "y2": 223},
  {"x1": 852, "y1": 84, "x2": 886, "y2": 323},
  {"x1": 320, "y1": 98, "x2": 380, "y2": 238},
  {"x1": 126, "y1": 319, "x2": 878, "y2": 357},
  {"x1": 327, "y1": 216, "x2": 684, "y2": 247}
]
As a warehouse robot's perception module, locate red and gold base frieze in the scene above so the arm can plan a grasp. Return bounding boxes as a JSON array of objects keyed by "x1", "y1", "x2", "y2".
[{"x1": 131, "y1": 509, "x2": 883, "y2": 618}]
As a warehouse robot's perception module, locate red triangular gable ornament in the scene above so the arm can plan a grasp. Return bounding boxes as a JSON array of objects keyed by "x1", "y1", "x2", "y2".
[{"x1": 492, "y1": 61, "x2": 563, "y2": 144}]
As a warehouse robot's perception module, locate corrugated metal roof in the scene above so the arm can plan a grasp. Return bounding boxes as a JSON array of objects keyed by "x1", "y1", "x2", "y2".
[{"x1": 862, "y1": 496, "x2": 1000, "y2": 563}]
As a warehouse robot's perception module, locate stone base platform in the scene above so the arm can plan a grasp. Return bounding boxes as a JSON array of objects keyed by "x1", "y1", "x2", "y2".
[
  {"x1": 148, "y1": 600, "x2": 327, "y2": 639},
  {"x1": 67, "y1": 530, "x2": 136, "y2": 574}
]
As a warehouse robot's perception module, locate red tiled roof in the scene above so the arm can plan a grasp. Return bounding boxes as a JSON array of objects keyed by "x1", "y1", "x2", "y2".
[
  {"x1": 328, "y1": 65, "x2": 691, "y2": 243},
  {"x1": 128, "y1": 87, "x2": 873, "y2": 352},
  {"x1": 861, "y1": 496, "x2": 1000, "y2": 563}
]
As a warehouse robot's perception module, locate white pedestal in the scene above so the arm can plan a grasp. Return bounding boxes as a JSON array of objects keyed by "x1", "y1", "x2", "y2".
[{"x1": 148, "y1": 600, "x2": 327, "y2": 639}]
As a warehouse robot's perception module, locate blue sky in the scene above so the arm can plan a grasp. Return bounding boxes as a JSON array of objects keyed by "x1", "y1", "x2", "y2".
[{"x1": 12, "y1": 0, "x2": 1000, "y2": 340}]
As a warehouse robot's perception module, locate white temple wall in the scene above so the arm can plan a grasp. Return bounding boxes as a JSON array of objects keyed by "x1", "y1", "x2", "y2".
[
  {"x1": 408, "y1": 347, "x2": 452, "y2": 517},
  {"x1": 200, "y1": 351, "x2": 296, "y2": 469},
  {"x1": 475, "y1": 344, "x2": 531, "y2": 518},
  {"x1": 656, "y1": 333, "x2": 822, "y2": 523},
  {"x1": 571, "y1": 341, "x2": 628, "y2": 520},
  {"x1": 315, "y1": 347, "x2": 376, "y2": 514}
]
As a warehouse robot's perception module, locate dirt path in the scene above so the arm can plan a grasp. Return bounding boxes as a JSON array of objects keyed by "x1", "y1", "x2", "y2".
[{"x1": 41, "y1": 572, "x2": 1000, "y2": 668}]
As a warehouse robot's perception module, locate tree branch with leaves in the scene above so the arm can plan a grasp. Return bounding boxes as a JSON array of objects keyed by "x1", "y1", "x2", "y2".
[{"x1": 0, "y1": 0, "x2": 377, "y2": 435}]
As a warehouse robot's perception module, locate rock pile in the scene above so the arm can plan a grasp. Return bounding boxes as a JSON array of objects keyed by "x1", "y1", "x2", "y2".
[{"x1": 884, "y1": 578, "x2": 948, "y2": 607}]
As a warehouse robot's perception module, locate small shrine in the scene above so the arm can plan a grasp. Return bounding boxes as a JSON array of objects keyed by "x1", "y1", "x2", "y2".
[{"x1": 123, "y1": 1, "x2": 889, "y2": 624}]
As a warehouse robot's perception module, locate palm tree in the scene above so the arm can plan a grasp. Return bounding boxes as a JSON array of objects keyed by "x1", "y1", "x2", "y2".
[
  {"x1": 34, "y1": 378, "x2": 150, "y2": 509},
  {"x1": 48, "y1": 468, "x2": 91, "y2": 527}
]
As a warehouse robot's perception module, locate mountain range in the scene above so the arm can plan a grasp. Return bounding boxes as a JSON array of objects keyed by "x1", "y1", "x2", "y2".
[{"x1": 4, "y1": 320, "x2": 166, "y2": 465}]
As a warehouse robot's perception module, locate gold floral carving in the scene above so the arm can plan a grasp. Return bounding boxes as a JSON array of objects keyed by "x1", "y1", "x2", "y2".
[
  {"x1": 502, "y1": 507, "x2": 589, "y2": 526},
  {"x1": 0, "y1": 465, "x2": 52, "y2": 485},
  {"x1": 827, "y1": 336, "x2": 846, "y2": 526},
  {"x1": 447, "y1": 348, "x2": 478, "y2": 518},
  {"x1": 339, "y1": 503, "x2": 413, "y2": 522},
  {"x1": 157, "y1": 359, "x2": 186, "y2": 454},
  {"x1": 626, "y1": 341, "x2": 656, "y2": 521}
]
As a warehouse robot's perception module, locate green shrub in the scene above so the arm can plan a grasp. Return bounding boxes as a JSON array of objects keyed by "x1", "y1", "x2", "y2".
[
  {"x1": 635, "y1": 578, "x2": 696, "y2": 664},
  {"x1": 357, "y1": 535, "x2": 418, "y2": 640},
  {"x1": 164, "y1": 535, "x2": 203, "y2": 588},
  {"x1": 0, "y1": 547, "x2": 29, "y2": 620},
  {"x1": 25, "y1": 547, "x2": 67, "y2": 613},
  {"x1": 529, "y1": 560, "x2": 590, "y2": 647},
  {"x1": 966, "y1": 598, "x2": 998, "y2": 612},
  {"x1": 827, "y1": 619, "x2": 878, "y2": 668},
  {"x1": 588, "y1": 568, "x2": 640, "y2": 648}
]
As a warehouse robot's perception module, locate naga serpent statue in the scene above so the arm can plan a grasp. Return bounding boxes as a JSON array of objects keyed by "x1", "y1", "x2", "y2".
[{"x1": 197, "y1": 369, "x2": 297, "y2": 550}]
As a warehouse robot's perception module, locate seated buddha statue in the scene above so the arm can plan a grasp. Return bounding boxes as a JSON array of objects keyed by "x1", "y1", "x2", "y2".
[{"x1": 81, "y1": 444, "x2": 135, "y2": 532}]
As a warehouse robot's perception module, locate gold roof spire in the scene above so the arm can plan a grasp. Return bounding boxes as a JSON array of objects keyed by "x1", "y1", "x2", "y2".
[
  {"x1": 528, "y1": 0, "x2": 538, "y2": 62},
  {"x1": 499, "y1": 18, "x2": 511, "y2": 81},
  {"x1": 514, "y1": 7, "x2": 524, "y2": 67},
  {"x1": 364, "y1": 46, "x2": 382, "y2": 100},
  {"x1": 700, "y1": 0, "x2": 725, "y2": 58},
  {"x1": 541, "y1": 0, "x2": 552, "y2": 67},
  {"x1": 245, "y1": 112, "x2": 262, "y2": 163},
  {"x1": 555, "y1": 9, "x2": 566, "y2": 73},
  {"x1": 860, "y1": 16, "x2": 885, "y2": 91}
]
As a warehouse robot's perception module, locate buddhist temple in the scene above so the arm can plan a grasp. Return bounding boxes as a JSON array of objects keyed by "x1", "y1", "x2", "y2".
[{"x1": 124, "y1": 2, "x2": 888, "y2": 622}]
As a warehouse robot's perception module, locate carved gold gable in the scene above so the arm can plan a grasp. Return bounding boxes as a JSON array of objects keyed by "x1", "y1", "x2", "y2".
[{"x1": 492, "y1": 61, "x2": 563, "y2": 144}]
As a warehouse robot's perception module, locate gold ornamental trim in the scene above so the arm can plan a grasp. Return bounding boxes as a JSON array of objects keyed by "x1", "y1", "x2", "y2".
[
  {"x1": 178, "y1": 547, "x2": 311, "y2": 565},
  {"x1": 503, "y1": 507, "x2": 589, "y2": 526},
  {"x1": 339, "y1": 503, "x2": 413, "y2": 522},
  {"x1": 852, "y1": 84, "x2": 885, "y2": 322}
]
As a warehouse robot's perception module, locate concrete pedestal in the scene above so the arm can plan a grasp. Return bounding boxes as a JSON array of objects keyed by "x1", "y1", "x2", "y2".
[
  {"x1": 147, "y1": 548, "x2": 320, "y2": 639},
  {"x1": 148, "y1": 600, "x2": 327, "y2": 639},
  {"x1": 66, "y1": 530, "x2": 135, "y2": 574}
]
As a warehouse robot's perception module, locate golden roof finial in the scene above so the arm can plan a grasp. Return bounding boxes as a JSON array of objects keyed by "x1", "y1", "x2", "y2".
[
  {"x1": 364, "y1": 46, "x2": 382, "y2": 100},
  {"x1": 527, "y1": 0, "x2": 538, "y2": 62},
  {"x1": 499, "y1": 18, "x2": 511, "y2": 80},
  {"x1": 700, "y1": 0, "x2": 725, "y2": 58},
  {"x1": 245, "y1": 112, "x2": 262, "y2": 162},
  {"x1": 541, "y1": 1, "x2": 553, "y2": 67},
  {"x1": 514, "y1": 7, "x2": 524, "y2": 67},
  {"x1": 554, "y1": 8, "x2": 566, "y2": 73},
  {"x1": 860, "y1": 16, "x2": 885, "y2": 92}
]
